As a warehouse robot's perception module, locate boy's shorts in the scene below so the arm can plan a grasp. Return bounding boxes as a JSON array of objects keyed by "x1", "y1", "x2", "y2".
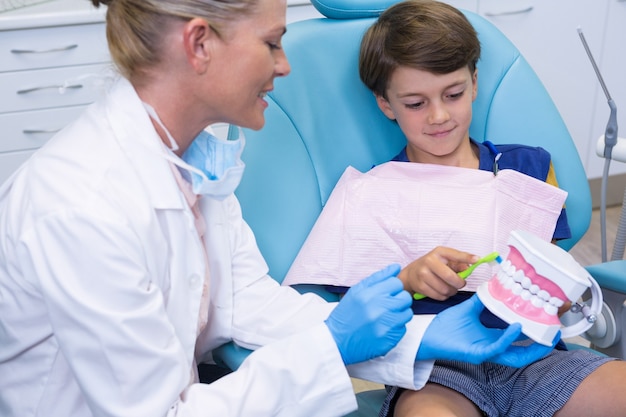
[{"x1": 379, "y1": 348, "x2": 616, "y2": 417}]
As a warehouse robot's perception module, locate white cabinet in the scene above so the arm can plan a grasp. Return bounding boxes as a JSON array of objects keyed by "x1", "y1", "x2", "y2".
[
  {"x1": 0, "y1": 0, "x2": 108, "y2": 184},
  {"x1": 478, "y1": 0, "x2": 623, "y2": 180},
  {"x1": 0, "y1": 0, "x2": 320, "y2": 184},
  {"x1": 287, "y1": 0, "x2": 322, "y2": 22},
  {"x1": 441, "y1": 0, "x2": 478, "y2": 11}
]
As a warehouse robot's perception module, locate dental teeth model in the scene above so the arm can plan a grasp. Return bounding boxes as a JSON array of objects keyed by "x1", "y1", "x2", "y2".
[{"x1": 477, "y1": 230, "x2": 603, "y2": 346}]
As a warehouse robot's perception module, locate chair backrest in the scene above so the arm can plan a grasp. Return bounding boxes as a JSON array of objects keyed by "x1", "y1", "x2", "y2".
[{"x1": 235, "y1": 0, "x2": 592, "y2": 282}]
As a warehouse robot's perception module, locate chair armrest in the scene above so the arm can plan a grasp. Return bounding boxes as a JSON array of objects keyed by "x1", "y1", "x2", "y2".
[
  {"x1": 212, "y1": 342, "x2": 253, "y2": 371},
  {"x1": 586, "y1": 261, "x2": 626, "y2": 294},
  {"x1": 292, "y1": 284, "x2": 342, "y2": 302},
  {"x1": 345, "y1": 389, "x2": 389, "y2": 417},
  {"x1": 211, "y1": 285, "x2": 339, "y2": 371},
  {"x1": 565, "y1": 342, "x2": 608, "y2": 357}
]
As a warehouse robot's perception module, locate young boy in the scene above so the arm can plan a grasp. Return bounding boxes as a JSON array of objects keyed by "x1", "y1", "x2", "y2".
[{"x1": 358, "y1": 1, "x2": 626, "y2": 416}]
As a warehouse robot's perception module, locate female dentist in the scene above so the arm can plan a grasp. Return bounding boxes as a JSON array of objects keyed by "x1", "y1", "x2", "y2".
[{"x1": 0, "y1": 0, "x2": 555, "y2": 415}]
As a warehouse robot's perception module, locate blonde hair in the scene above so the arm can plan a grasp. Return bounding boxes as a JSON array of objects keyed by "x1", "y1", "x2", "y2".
[{"x1": 92, "y1": 0, "x2": 257, "y2": 80}]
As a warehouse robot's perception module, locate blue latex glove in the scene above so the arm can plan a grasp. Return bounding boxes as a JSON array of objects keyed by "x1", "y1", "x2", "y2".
[
  {"x1": 325, "y1": 264, "x2": 413, "y2": 365},
  {"x1": 416, "y1": 294, "x2": 558, "y2": 367}
]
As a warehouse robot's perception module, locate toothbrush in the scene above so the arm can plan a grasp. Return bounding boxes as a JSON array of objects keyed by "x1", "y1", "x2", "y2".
[
  {"x1": 457, "y1": 251, "x2": 502, "y2": 279},
  {"x1": 413, "y1": 251, "x2": 502, "y2": 300}
]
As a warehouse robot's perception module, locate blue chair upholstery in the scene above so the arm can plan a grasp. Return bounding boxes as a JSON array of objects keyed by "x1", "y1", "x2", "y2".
[{"x1": 213, "y1": 0, "x2": 622, "y2": 413}]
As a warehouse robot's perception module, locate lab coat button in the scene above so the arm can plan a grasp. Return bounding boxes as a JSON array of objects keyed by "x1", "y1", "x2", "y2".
[{"x1": 189, "y1": 274, "x2": 201, "y2": 288}]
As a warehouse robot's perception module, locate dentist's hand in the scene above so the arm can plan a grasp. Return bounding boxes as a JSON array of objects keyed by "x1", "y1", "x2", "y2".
[
  {"x1": 326, "y1": 264, "x2": 413, "y2": 365},
  {"x1": 416, "y1": 294, "x2": 558, "y2": 367}
]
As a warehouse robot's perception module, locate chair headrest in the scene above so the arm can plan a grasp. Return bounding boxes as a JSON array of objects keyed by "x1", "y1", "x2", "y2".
[{"x1": 311, "y1": 0, "x2": 399, "y2": 19}]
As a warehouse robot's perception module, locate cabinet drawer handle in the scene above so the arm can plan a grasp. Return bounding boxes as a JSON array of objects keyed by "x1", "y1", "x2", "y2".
[
  {"x1": 484, "y1": 6, "x2": 534, "y2": 16},
  {"x1": 23, "y1": 128, "x2": 62, "y2": 134},
  {"x1": 17, "y1": 84, "x2": 83, "y2": 95},
  {"x1": 10, "y1": 44, "x2": 78, "y2": 54}
]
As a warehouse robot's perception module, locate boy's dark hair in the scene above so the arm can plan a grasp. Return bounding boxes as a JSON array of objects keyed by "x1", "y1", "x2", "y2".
[{"x1": 359, "y1": 0, "x2": 481, "y2": 98}]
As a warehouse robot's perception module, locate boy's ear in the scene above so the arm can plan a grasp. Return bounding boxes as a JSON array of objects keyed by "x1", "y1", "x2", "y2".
[
  {"x1": 183, "y1": 18, "x2": 214, "y2": 74},
  {"x1": 375, "y1": 94, "x2": 396, "y2": 120},
  {"x1": 472, "y1": 69, "x2": 478, "y2": 101}
]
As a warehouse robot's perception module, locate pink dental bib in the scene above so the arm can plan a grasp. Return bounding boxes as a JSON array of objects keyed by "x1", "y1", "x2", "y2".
[{"x1": 282, "y1": 162, "x2": 567, "y2": 289}]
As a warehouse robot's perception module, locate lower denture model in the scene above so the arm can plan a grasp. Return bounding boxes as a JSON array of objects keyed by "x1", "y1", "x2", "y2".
[{"x1": 477, "y1": 230, "x2": 603, "y2": 346}]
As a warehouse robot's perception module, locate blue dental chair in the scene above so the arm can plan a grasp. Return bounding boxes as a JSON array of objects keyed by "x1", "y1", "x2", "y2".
[{"x1": 212, "y1": 0, "x2": 623, "y2": 414}]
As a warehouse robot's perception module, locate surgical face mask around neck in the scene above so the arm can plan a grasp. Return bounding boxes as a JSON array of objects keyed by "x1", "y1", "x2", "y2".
[
  {"x1": 180, "y1": 129, "x2": 246, "y2": 200},
  {"x1": 143, "y1": 102, "x2": 180, "y2": 152},
  {"x1": 143, "y1": 101, "x2": 246, "y2": 200}
]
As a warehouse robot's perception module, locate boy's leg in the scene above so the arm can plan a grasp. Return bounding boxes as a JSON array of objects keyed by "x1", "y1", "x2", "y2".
[
  {"x1": 556, "y1": 360, "x2": 626, "y2": 417},
  {"x1": 394, "y1": 383, "x2": 483, "y2": 417}
]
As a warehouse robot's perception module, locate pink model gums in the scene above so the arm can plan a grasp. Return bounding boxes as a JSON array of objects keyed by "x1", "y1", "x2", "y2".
[{"x1": 477, "y1": 230, "x2": 603, "y2": 346}]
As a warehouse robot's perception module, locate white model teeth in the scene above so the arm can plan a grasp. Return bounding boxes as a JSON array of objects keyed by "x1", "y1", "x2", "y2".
[
  {"x1": 544, "y1": 303, "x2": 558, "y2": 316},
  {"x1": 549, "y1": 296, "x2": 564, "y2": 307},
  {"x1": 531, "y1": 296, "x2": 544, "y2": 308},
  {"x1": 529, "y1": 284, "x2": 540, "y2": 295},
  {"x1": 503, "y1": 275, "x2": 514, "y2": 290},
  {"x1": 495, "y1": 260, "x2": 566, "y2": 316}
]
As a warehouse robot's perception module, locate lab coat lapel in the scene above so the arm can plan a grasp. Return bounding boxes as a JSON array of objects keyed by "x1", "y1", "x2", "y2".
[
  {"x1": 157, "y1": 209, "x2": 207, "y2": 360},
  {"x1": 103, "y1": 77, "x2": 206, "y2": 363},
  {"x1": 104, "y1": 77, "x2": 184, "y2": 210}
]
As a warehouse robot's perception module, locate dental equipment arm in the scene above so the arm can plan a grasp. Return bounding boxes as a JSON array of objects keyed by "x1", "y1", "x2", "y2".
[{"x1": 578, "y1": 27, "x2": 619, "y2": 262}]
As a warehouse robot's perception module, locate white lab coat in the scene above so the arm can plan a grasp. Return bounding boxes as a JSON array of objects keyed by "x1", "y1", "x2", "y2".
[{"x1": 0, "y1": 77, "x2": 434, "y2": 417}]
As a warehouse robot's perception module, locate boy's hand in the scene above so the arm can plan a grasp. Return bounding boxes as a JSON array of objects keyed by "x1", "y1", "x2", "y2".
[{"x1": 398, "y1": 247, "x2": 478, "y2": 300}]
